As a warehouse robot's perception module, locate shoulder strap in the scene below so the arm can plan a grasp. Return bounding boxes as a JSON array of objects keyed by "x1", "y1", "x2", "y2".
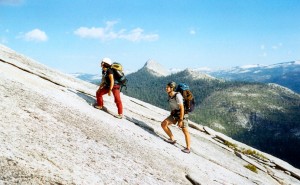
[
  {"x1": 168, "y1": 92, "x2": 178, "y2": 102},
  {"x1": 170, "y1": 92, "x2": 178, "y2": 99}
]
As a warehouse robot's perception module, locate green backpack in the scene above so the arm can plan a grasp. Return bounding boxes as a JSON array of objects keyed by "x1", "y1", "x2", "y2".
[{"x1": 111, "y1": 62, "x2": 128, "y2": 91}]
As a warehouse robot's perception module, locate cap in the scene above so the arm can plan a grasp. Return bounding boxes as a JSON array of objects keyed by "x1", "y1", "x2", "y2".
[{"x1": 101, "y1": 57, "x2": 112, "y2": 65}]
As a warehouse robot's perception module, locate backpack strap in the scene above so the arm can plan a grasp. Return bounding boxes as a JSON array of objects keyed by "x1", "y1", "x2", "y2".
[{"x1": 168, "y1": 92, "x2": 178, "y2": 101}]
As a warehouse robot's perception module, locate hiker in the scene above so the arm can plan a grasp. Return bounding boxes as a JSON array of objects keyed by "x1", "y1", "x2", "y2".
[
  {"x1": 95, "y1": 57, "x2": 123, "y2": 119},
  {"x1": 161, "y1": 81, "x2": 191, "y2": 153}
]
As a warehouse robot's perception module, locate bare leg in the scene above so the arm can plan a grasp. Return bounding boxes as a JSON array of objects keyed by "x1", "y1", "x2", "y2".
[
  {"x1": 182, "y1": 127, "x2": 191, "y2": 149},
  {"x1": 161, "y1": 116, "x2": 177, "y2": 141}
]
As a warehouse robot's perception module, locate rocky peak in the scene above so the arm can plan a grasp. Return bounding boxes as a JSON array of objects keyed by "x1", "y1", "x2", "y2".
[
  {"x1": 183, "y1": 68, "x2": 215, "y2": 80},
  {"x1": 142, "y1": 59, "x2": 170, "y2": 76}
]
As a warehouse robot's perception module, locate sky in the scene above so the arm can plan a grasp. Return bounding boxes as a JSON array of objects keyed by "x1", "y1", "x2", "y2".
[{"x1": 1, "y1": 0, "x2": 300, "y2": 74}]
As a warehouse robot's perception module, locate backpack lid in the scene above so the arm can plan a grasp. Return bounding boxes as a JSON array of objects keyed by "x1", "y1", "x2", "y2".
[
  {"x1": 176, "y1": 83, "x2": 189, "y2": 91},
  {"x1": 111, "y1": 63, "x2": 123, "y2": 71}
]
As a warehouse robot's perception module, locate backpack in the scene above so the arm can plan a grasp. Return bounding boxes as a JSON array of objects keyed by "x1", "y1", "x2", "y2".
[
  {"x1": 175, "y1": 83, "x2": 195, "y2": 113},
  {"x1": 111, "y1": 62, "x2": 128, "y2": 91}
]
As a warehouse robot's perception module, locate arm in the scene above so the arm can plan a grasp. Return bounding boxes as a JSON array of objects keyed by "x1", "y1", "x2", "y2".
[
  {"x1": 178, "y1": 103, "x2": 184, "y2": 128},
  {"x1": 108, "y1": 73, "x2": 114, "y2": 96},
  {"x1": 98, "y1": 70, "x2": 107, "y2": 90},
  {"x1": 99, "y1": 76, "x2": 105, "y2": 89},
  {"x1": 97, "y1": 76, "x2": 105, "y2": 93}
]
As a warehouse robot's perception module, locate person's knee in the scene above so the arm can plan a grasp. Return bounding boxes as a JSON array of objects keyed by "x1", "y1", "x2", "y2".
[
  {"x1": 182, "y1": 127, "x2": 189, "y2": 134},
  {"x1": 115, "y1": 99, "x2": 122, "y2": 105},
  {"x1": 114, "y1": 95, "x2": 122, "y2": 104},
  {"x1": 161, "y1": 121, "x2": 165, "y2": 128},
  {"x1": 161, "y1": 121, "x2": 167, "y2": 128}
]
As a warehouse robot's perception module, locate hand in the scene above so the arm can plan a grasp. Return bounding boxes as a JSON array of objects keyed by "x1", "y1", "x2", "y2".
[
  {"x1": 108, "y1": 89, "x2": 112, "y2": 96},
  {"x1": 178, "y1": 120, "x2": 183, "y2": 128}
]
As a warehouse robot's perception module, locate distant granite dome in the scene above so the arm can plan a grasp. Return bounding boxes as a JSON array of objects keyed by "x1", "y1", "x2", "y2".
[
  {"x1": 142, "y1": 59, "x2": 170, "y2": 77},
  {"x1": 183, "y1": 68, "x2": 215, "y2": 80}
]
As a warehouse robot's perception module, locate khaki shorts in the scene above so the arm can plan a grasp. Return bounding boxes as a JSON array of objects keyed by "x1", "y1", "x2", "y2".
[{"x1": 167, "y1": 114, "x2": 189, "y2": 128}]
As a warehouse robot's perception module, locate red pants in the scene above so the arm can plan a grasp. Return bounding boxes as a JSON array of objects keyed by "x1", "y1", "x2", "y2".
[{"x1": 96, "y1": 85, "x2": 123, "y2": 115}]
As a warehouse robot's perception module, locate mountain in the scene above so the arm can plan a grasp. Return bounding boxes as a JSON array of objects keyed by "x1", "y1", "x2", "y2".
[
  {"x1": 123, "y1": 62, "x2": 300, "y2": 169},
  {"x1": 125, "y1": 66, "x2": 217, "y2": 109},
  {"x1": 209, "y1": 61, "x2": 300, "y2": 93},
  {"x1": 142, "y1": 59, "x2": 170, "y2": 77},
  {"x1": 1, "y1": 44, "x2": 300, "y2": 184},
  {"x1": 178, "y1": 68, "x2": 216, "y2": 80},
  {"x1": 193, "y1": 83, "x2": 300, "y2": 167},
  {"x1": 135, "y1": 60, "x2": 215, "y2": 80}
]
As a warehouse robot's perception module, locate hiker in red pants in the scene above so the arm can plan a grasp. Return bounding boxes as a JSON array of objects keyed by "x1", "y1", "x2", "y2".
[{"x1": 95, "y1": 57, "x2": 123, "y2": 119}]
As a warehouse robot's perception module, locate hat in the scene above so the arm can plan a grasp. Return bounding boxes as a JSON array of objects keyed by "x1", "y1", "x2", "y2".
[{"x1": 101, "y1": 57, "x2": 112, "y2": 65}]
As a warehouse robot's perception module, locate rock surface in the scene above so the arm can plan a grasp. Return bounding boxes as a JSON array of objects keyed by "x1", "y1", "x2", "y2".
[{"x1": 1, "y1": 44, "x2": 300, "y2": 184}]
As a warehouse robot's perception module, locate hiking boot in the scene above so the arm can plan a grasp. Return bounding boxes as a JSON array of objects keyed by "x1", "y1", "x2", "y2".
[
  {"x1": 181, "y1": 148, "x2": 191, "y2": 154},
  {"x1": 115, "y1": 114, "x2": 123, "y2": 119},
  {"x1": 164, "y1": 139, "x2": 176, "y2": 144},
  {"x1": 93, "y1": 103, "x2": 103, "y2": 110},
  {"x1": 94, "y1": 105, "x2": 103, "y2": 110}
]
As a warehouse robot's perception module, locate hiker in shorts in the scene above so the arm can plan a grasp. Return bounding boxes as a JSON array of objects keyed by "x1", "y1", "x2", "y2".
[
  {"x1": 95, "y1": 57, "x2": 123, "y2": 119},
  {"x1": 161, "y1": 81, "x2": 191, "y2": 153}
]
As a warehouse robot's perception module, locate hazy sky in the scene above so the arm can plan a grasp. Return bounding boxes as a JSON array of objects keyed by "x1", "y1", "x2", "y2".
[{"x1": 1, "y1": 0, "x2": 299, "y2": 74}]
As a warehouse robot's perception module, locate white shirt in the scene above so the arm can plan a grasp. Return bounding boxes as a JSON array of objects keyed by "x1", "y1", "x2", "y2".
[{"x1": 168, "y1": 93, "x2": 183, "y2": 111}]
